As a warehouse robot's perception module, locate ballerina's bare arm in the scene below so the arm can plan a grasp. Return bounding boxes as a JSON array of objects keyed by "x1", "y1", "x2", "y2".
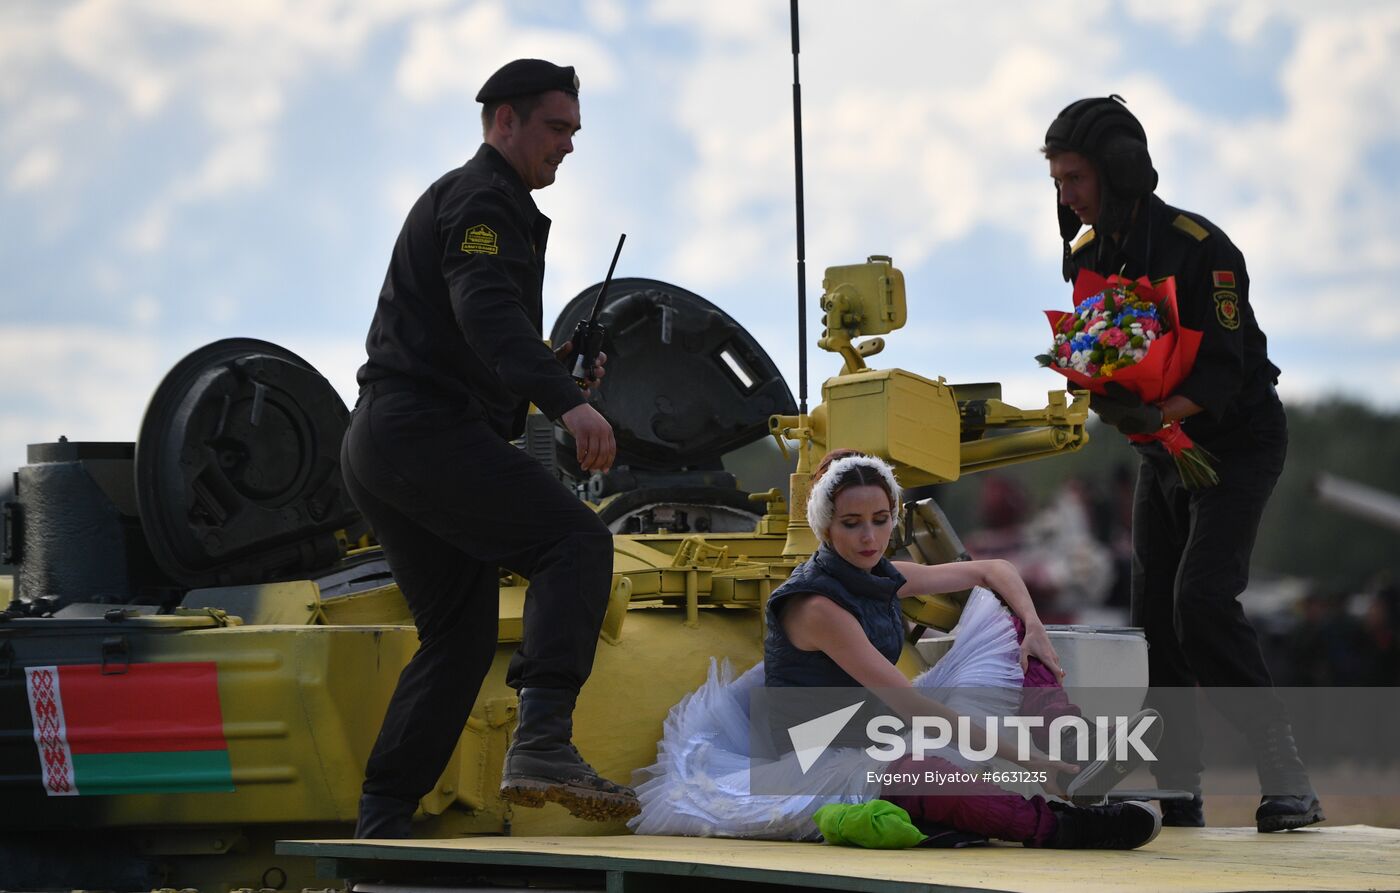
[
  {"x1": 890, "y1": 558, "x2": 1063, "y2": 677},
  {"x1": 780, "y1": 593, "x2": 1050, "y2": 766}
]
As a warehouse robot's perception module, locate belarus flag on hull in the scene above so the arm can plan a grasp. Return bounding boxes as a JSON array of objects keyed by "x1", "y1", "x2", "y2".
[{"x1": 24, "y1": 662, "x2": 232, "y2": 796}]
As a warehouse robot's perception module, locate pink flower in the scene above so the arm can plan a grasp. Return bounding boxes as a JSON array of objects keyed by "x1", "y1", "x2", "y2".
[
  {"x1": 1058, "y1": 342, "x2": 1072, "y2": 359},
  {"x1": 1102, "y1": 327, "x2": 1129, "y2": 348},
  {"x1": 1140, "y1": 318, "x2": 1162, "y2": 335}
]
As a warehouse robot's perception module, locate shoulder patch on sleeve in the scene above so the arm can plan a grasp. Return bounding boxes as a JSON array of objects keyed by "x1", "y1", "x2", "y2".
[
  {"x1": 1214, "y1": 291, "x2": 1241, "y2": 330},
  {"x1": 1070, "y1": 229, "x2": 1097, "y2": 254},
  {"x1": 1171, "y1": 214, "x2": 1210, "y2": 242},
  {"x1": 461, "y1": 224, "x2": 499, "y2": 255}
]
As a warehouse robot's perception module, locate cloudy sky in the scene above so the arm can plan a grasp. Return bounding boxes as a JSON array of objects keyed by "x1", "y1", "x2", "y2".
[{"x1": 2, "y1": 0, "x2": 1398, "y2": 474}]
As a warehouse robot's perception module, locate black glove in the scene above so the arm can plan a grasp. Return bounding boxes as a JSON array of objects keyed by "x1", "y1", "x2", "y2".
[{"x1": 1089, "y1": 382, "x2": 1164, "y2": 435}]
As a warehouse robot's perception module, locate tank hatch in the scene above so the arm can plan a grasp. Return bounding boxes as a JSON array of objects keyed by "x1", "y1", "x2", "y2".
[
  {"x1": 135, "y1": 339, "x2": 360, "y2": 588},
  {"x1": 549, "y1": 278, "x2": 796, "y2": 473}
]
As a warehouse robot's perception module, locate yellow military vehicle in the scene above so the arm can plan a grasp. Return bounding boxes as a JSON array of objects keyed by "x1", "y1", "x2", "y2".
[{"x1": 0, "y1": 256, "x2": 1090, "y2": 892}]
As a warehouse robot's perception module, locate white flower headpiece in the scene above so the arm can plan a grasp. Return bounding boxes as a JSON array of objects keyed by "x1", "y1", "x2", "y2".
[{"x1": 807, "y1": 453, "x2": 902, "y2": 541}]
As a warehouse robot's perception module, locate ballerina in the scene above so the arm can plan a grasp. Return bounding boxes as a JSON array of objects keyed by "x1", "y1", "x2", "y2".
[{"x1": 630, "y1": 449, "x2": 1161, "y2": 849}]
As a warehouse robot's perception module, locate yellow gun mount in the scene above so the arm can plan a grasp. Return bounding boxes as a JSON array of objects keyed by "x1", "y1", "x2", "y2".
[{"x1": 771, "y1": 255, "x2": 1090, "y2": 490}]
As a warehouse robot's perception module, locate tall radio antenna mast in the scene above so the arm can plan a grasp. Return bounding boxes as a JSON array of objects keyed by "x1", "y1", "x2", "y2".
[{"x1": 790, "y1": 0, "x2": 808, "y2": 415}]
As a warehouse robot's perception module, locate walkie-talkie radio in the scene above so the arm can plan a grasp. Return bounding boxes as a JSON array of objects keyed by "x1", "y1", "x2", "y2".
[{"x1": 567, "y1": 233, "x2": 626, "y2": 386}]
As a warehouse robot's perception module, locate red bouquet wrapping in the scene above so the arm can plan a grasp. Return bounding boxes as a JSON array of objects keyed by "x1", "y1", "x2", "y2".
[{"x1": 1040, "y1": 270, "x2": 1218, "y2": 488}]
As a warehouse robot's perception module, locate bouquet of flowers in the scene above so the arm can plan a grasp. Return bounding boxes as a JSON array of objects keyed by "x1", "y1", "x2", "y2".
[{"x1": 1037, "y1": 271, "x2": 1218, "y2": 488}]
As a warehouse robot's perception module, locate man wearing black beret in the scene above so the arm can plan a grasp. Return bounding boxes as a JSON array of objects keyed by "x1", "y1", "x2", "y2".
[
  {"x1": 1044, "y1": 96, "x2": 1322, "y2": 833},
  {"x1": 343, "y1": 57, "x2": 637, "y2": 837}
]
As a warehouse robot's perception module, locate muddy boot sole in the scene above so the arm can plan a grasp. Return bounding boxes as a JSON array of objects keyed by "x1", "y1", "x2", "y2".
[{"x1": 500, "y1": 778, "x2": 641, "y2": 822}]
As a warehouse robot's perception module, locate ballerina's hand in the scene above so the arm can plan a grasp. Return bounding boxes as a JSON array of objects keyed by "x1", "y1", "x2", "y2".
[{"x1": 1019, "y1": 623, "x2": 1065, "y2": 679}]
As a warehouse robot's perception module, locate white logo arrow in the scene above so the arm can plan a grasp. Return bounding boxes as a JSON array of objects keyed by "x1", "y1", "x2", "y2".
[{"x1": 788, "y1": 701, "x2": 865, "y2": 774}]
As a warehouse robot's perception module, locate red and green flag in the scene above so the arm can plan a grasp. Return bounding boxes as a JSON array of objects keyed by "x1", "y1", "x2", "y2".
[{"x1": 24, "y1": 662, "x2": 233, "y2": 796}]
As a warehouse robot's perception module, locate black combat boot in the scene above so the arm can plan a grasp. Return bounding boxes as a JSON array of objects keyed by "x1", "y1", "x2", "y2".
[
  {"x1": 1028, "y1": 800, "x2": 1162, "y2": 850},
  {"x1": 1160, "y1": 792, "x2": 1205, "y2": 827},
  {"x1": 1058, "y1": 708, "x2": 1164, "y2": 805},
  {"x1": 354, "y1": 792, "x2": 416, "y2": 839},
  {"x1": 499, "y1": 688, "x2": 640, "y2": 821},
  {"x1": 1252, "y1": 721, "x2": 1324, "y2": 833}
]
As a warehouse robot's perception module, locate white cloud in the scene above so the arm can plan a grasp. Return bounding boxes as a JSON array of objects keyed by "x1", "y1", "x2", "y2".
[
  {"x1": 585, "y1": 0, "x2": 627, "y2": 35},
  {"x1": 658, "y1": 1, "x2": 1131, "y2": 295},
  {"x1": 382, "y1": 173, "x2": 427, "y2": 222},
  {"x1": 55, "y1": 0, "x2": 174, "y2": 118},
  {"x1": 0, "y1": 325, "x2": 167, "y2": 472},
  {"x1": 6, "y1": 0, "x2": 463, "y2": 254},
  {"x1": 3, "y1": 0, "x2": 1400, "y2": 478},
  {"x1": 126, "y1": 206, "x2": 170, "y2": 255},
  {"x1": 7, "y1": 148, "x2": 59, "y2": 191},
  {"x1": 207, "y1": 295, "x2": 238, "y2": 326},
  {"x1": 1123, "y1": 0, "x2": 1228, "y2": 41},
  {"x1": 120, "y1": 127, "x2": 274, "y2": 255},
  {"x1": 174, "y1": 131, "x2": 273, "y2": 203},
  {"x1": 394, "y1": 1, "x2": 621, "y2": 104},
  {"x1": 1127, "y1": 0, "x2": 1400, "y2": 46},
  {"x1": 0, "y1": 326, "x2": 367, "y2": 477},
  {"x1": 650, "y1": 0, "x2": 1400, "y2": 419},
  {"x1": 0, "y1": 6, "x2": 48, "y2": 104},
  {"x1": 130, "y1": 293, "x2": 161, "y2": 327},
  {"x1": 646, "y1": 0, "x2": 784, "y2": 42},
  {"x1": 1260, "y1": 278, "x2": 1400, "y2": 342}
]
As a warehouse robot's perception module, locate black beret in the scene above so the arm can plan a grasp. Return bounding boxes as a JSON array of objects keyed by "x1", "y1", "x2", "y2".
[{"x1": 476, "y1": 59, "x2": 579, "y2": 103}]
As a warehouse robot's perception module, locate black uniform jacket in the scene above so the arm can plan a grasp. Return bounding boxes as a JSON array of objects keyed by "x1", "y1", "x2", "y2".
[
  {"x1": 358, "y1": 143, "x2": 585, "y2": 440},
  {"x1": 1066, "y1": 194, "x2": 1281, "y2": 446}
]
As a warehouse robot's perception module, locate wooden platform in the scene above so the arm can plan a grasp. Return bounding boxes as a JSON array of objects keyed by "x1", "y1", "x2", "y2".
[{"x1": 280, "y1": 825, "x2": 1400, "y2": 892}]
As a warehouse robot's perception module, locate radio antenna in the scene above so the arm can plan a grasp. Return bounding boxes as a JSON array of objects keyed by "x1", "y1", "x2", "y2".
[{"x1": 790, "y1": 0, "x2": 808, "y2": 415}]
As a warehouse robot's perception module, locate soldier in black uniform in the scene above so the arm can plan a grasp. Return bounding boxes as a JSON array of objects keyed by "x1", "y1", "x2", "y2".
[
  {"x1": 342, "y1": 58, "x2": 637, "y2": 838},
  {"x1": 1042, "y1": 96, "x2": 1323, "y2": 832}
]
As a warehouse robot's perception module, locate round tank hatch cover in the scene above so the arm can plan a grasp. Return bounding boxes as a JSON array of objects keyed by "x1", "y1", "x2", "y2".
[
  {"x1": 135, "y1": 338, "x2": 360, "y2": 588},
  {"x1": 550, "y1": 278, "x2": 797, "y2": 472}
]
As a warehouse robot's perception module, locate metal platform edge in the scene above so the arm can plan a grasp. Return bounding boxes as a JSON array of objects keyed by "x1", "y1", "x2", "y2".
[{"x1": 276, "y1": 838, "x2": 984, "y2": 893}]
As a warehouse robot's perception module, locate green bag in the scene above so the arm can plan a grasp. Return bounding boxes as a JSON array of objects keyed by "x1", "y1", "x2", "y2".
[{"x1": 813, "y1": 800, "x2": 927, "y2": 849}]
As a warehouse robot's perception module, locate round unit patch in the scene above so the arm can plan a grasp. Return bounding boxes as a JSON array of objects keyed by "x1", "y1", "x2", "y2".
[{"x1": 1214, "y1": 290, "x2": 1241, "y2": 330}]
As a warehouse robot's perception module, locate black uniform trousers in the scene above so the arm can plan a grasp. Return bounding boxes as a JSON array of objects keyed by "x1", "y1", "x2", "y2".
[
  {"x1": 1131, "y1": 389, "x2": 1289, "y2": 789},
  {"x1": 341, "y1": 383, "x2": 613, "y2": 803}
]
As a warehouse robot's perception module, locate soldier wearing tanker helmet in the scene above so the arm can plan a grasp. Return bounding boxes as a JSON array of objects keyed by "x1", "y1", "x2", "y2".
[
  {"x1": 343, "y1": 58, "x2": 638, "y2": 838},
  {"x1": 1043, "y1": 96, "x2": 1323, "y2": 832}
]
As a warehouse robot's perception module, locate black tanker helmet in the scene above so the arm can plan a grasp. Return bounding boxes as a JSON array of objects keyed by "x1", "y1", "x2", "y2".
[{"x1": 1044, "y1": 95, "x2": 1158, "y2": 248}]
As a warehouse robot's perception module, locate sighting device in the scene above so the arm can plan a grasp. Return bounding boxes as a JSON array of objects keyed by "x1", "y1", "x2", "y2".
[{"x1": 568, "y1": 233, "x2": 626, "y2": 386}]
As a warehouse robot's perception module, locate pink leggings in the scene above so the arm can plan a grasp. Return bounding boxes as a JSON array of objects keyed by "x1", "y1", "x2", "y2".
[{"x1": 883, "y1": 617, "x2": 1079, "y2": 845}]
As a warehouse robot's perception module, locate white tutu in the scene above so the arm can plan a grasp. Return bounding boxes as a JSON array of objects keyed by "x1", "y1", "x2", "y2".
[
  {"x1": 909, "y1": 587, "x2": 1026, "y2": 770},
  {"x1": 628, "y1": 587, "x2": 1023, "y2": 840}
]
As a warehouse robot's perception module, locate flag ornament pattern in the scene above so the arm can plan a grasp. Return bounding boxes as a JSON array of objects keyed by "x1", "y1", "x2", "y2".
[
  {"x1": 24, "y1": 662, "x2": 233, "y2": 796},
  {"x1": 26, "y1": 667, "x2": 76, "y2": 796}
]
